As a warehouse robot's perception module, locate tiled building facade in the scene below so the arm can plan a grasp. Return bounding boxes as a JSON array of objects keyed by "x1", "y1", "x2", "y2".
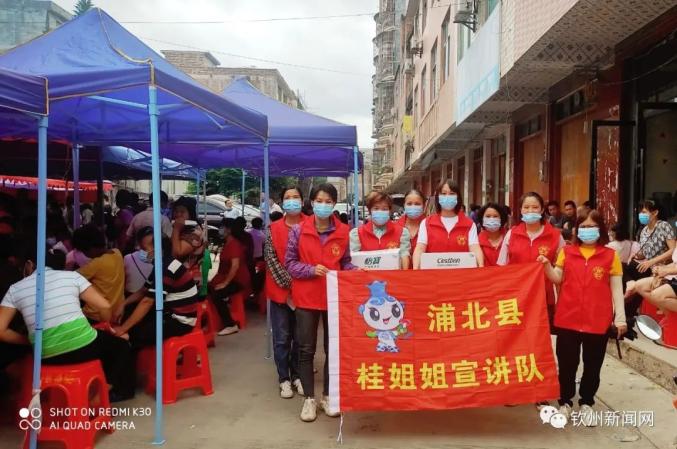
[{"x1": 379, "y1": 0, "x2": 677, "y2": 231}]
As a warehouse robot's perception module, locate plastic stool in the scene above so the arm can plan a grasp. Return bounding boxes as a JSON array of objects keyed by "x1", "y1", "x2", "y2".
[
  {"x1": 661, "y1": 312, "x2": 677, "y2": 347},
  {"x1": 20, "y1": 360, "x2": 113, "y2": 449},
  {"x1": 138, "y1": 329, "x2": 213, "y2": 404},
  {"x1": 640, "y1": 300, "x2": 664, "y2": 323}
]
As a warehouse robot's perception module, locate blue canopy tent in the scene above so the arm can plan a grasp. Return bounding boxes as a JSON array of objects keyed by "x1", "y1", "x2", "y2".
[
  {"x1": 221, "y1": 77, "x2": 362, "y2": 226},
  {"x1": 0, "y1": 67, "x2": 49, "y2": 449},
  {"x1": 0, "y1": 8, "x2": 269, "y2": 447}
]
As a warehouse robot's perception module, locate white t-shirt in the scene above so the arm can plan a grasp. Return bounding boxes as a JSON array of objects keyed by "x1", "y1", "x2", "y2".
[
  {"x1": 223, "y1": 208, "x2": 241, "y2": 219},
  {"x1": 417, "y1": 216, "x2": 479, "y2": 246},
  {"x1": 1, "y1": 269, "x2": 91, "y2": 334},
  {"x1": 124, "y1": 251, "x2": 154, "y2": 293}
]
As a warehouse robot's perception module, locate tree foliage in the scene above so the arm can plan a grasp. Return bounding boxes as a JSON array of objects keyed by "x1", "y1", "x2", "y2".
[
  {"x1": 185, "y1": 169, "x2": 322, "y2": 205},
  {"x1": 73, "y1": 0, "x2": 95, "y2": 16}
]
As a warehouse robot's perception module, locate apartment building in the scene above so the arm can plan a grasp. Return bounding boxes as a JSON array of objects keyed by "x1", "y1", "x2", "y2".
[{"x1": 381, "y1": 0, "x2": 677, "y2": 230}]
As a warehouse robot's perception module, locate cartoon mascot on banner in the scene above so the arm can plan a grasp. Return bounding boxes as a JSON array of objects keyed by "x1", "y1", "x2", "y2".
[{"x1": 359, "y1": 280, "x2": 411, "y2": 352}]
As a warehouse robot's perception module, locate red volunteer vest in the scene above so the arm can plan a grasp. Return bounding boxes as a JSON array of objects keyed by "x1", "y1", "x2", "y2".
[
  {"x1": 265, "y1": 216, "x2": 304, "y2": 304},
  {"x1": 357, "y1": 221, "x2": 404, "y2": 251},
  {"x1": 554, "y1": 245, "x2": 615, "y2": 334},
  {"x1": 397, "y1": 215, "x2": 421, "y2": 258},
  {"x1": 291, "y1": 216, "x2": 350, "y2": 311},
  {"x1": 424, "y1": 212, "x2": 474, "y2": 252},
  {"x1": 478, "y1": 230, "x2": 504, "y2": 267},
  {"x1": 507, "y1": 221, "x2": 561, "y2": 304}
]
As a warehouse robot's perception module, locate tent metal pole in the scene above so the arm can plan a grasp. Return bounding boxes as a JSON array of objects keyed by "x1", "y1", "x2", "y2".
[
  {"x1": 96, "y1": 147, "x2": 104, "y2": 227},
  {"x1": 241, "y1": 169, "x2": 246, "y2": 216},
  {"x1": 263, "y1": 140, "x2": 272, "y2": 360},
  {"x1": 148, "y1": 86, "x2": 166, "y2": 446},
  {"x1": 28, "y1": 115, "x2": 48, "y2": 449},
  {"x1": 203, "y1": 179, "x2": 207, "y2": 230},
  {"x1": 361, "y1": 164, "x2": 366, "y2": 220},
  {"x1": 353, "y1": 146, "x2": 360, "y2": 228},
  {"x1": 72, "y1": 144, "x2": 81, "y2": 229},
  {"x1": 195, "y1": 171, "x2": 200, "y2": 206}
]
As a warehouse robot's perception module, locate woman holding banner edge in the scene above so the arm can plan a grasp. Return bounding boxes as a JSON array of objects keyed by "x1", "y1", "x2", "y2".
[
  {"x1": 538, "y1": 209, "x2": 626, "y2": 426},
  {"x1": 497, "y1": 191, "x2": 564, "y2": 329},
  {"x1": 285, "y1": 183, "x2": 355, "y2": 423},
  {"x1": 350, "y1": 191, "x2": 411, "y2": 269},
  {"x1": 412, "y1": 180, "x2": 484, "y2": 269}
]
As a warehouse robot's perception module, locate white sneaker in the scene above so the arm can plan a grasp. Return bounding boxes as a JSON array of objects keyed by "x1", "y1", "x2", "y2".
[
  {"x1": 300, "y1": 397, "x2": 317, "y2": 422},
  {"x1": 579, "y1": 404, "x2": 597, "y2": 427},
  {"x1": 217, "y1": 325, "x2": 239, "y2": 336},
  {"x1": 319, "y1": 395, "x2": 339, "y2": 418},
  {"x1": 279, "y1": 381, "x2": 294, "y2": 399},
  {"x1": 558, "y1": 404, "x2": 572, "y2": 420},
  {"x1": 293, "y1": 379, "x2": 304, "y2": 396}
]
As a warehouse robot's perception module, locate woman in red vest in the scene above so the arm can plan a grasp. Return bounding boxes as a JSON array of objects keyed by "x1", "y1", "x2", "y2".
[
  {"x1": 412, "y1": 180, "x2": 484, "y2": 269},
  {"x1": 350, "y1": 191, "x2": 411, "y2": 269},
  {"x1": 285, "y1": 183, "x2": 354, "y2": 423},
  {"x1": 397, "y1": 189, "x2": 426, "y2": 261},
  {"x1": 539, "y1": 209, "x2": 626, "y2": 425},
  {"x1": 478, "y1": 202, "x2": 508, "y2": 267},
  {"x1": 497, "y1": 191, "x2": 564, "y2": 327},
  {"x1": 264, "y1": 186, "x2": 306, "y2": 399}
]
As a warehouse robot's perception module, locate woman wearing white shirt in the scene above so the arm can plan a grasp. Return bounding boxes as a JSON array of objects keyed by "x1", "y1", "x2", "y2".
[{"x1": 412, "y1": 180, "x2": 484, "y2": 269}]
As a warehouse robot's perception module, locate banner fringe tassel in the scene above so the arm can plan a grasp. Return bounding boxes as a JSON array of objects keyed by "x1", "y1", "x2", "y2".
[{"x1": 337, "y1": 412, "x2": 344, "y2": 444}]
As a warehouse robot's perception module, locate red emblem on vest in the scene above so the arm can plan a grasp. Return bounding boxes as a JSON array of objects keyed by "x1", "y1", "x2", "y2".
[
  {"x1": 592, "y1": 266, "x2": 605, "y2": 281},
  {"x1": 331, "y1": 243, "x2": 341, "y2": 257},
  {"x1": 457, "y1": 235, "x2": 467, "y2": 246},
  {"x1": 538, "y1": 245, "x2": 550, "y2": 256}
]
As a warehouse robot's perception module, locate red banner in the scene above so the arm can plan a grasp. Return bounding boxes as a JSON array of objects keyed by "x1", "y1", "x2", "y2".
[{"x1": 326, "y1": 263, "x2": 559, "y2": 413}]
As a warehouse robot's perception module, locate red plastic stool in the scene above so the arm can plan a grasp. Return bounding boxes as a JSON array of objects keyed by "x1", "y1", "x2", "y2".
[
  {"x1": 138, "y1": 329, "x2": 213, "y2": 404},
  {"x1": 20, "y1": 360, "x2": 113, "y2": 449},
  {"x1": 640, "y1": 300, "x2": 664, "y2": 323},
  {"x1": 660, "y1": 312, "x2": 677, "y2": 347},
  {"x1": 173, "y1": 300, "x2": 218, "y2": 348}
]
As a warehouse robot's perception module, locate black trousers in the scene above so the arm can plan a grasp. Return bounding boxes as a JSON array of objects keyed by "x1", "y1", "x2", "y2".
[
  {"x1": 128, "y1": 312, "x2": 194, "y2": 350},
  {"x1": 209, "y1": 295, "x2": 237, "y2": 328},
  {"x1": 555, "y1": 328, "x2": 609, "y2": 407},
  {"x1": 43, "y1": 330, "x2": 135, "y2": 399},
  {"x1": 295, "y1": 308, "x2": 329, "y2": 398}
]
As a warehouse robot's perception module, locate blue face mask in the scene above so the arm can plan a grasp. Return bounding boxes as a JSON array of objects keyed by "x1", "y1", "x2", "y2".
[
  {"x1": 371, "y1": 210, "x2": 390, "y2": 226},
  {"x1": 483, "y1": 217, "x2": 502, "y2": 231},
  {"x1": 313, "y1": 202, "x2": 334, "y2": 219},
  {"x1": 522, "y1": 212, "x2": 542, "y2": 224},
  {"x1": 404, "y1": 205, "x2": 423, "y2": 219},
  {"x1": 578, "y1": 227, "x2": 600, "y2": 244},
  {"x1": 138, "y1": 250, "x2": 151, "y2": 263},
  {"x1": 638, "y1": 212, "x2": 650, "y2": 225},
  {"x1": 282, "y1": 199, "x2": 302, "y2": 215},
  {"x1": 438, "y1": 194, "x2": 458, "y2": 211}
]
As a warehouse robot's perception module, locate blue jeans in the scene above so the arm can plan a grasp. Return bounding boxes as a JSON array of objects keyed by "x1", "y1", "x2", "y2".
[{"x1": 270, "y1": 300, "x2": 299, "y2": 383}]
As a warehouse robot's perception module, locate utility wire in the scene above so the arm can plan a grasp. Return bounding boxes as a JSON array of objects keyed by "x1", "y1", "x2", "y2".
[{"x1": 141, "y1": 36, "x2": 372, "y2": 77}]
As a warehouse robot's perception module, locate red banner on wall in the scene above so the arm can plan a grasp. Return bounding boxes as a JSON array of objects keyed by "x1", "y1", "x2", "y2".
[{"x1": 326, "y1": 263, "x2": 559, "y2": 413}]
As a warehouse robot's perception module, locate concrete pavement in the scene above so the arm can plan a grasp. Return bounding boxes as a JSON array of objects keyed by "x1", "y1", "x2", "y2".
[{"x1": 1, "y1": 313, "x2": 674, "y2": 449}]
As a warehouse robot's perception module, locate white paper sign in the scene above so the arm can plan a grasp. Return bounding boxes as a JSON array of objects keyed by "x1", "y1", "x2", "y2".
[
  {"x1": 420, "y1": 252, "x2": 477, "y2": 269},
  {"x1": 350, "y1": 248, "x2": 400, "y2": 270}
]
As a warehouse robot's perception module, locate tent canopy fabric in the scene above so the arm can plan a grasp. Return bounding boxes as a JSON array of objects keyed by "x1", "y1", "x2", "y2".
[
  {"x1": 0, "y1": 141, "x2": 199, "y2": 180},
  {"x1": 0, "y1": 68, "x2": 48, "y2": 116},
  {"x1": 0, "y1": 8, "x2": 268, "y2": 167},
  {"x1": 220, "y1": 77, "x2": 362, "y2": 177}
]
